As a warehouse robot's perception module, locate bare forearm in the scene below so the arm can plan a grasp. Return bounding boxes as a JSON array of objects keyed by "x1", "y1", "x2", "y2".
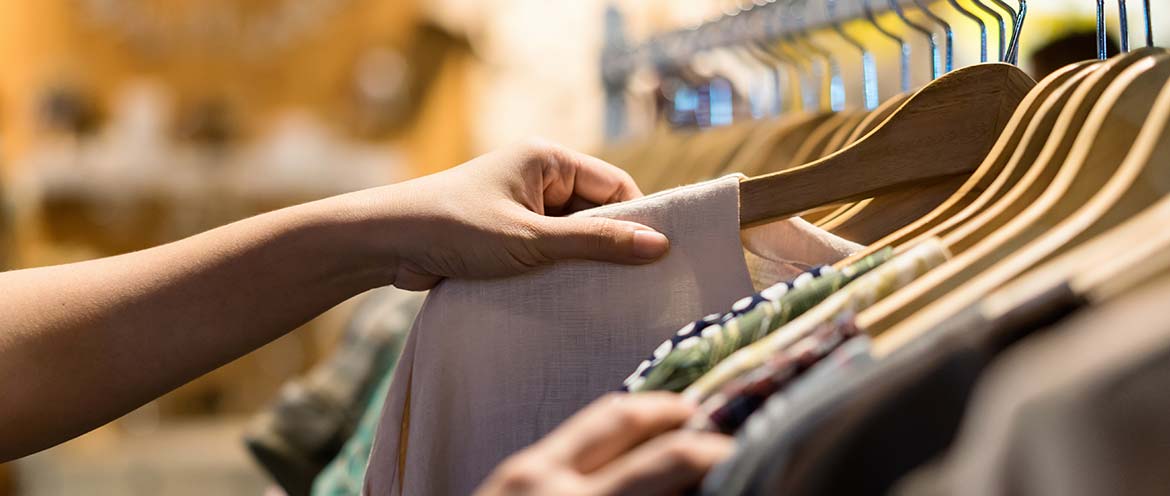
[
  {"x1": 0, "y1": 190, "x2": 397, "y2": 460},
  {"x1": 0, "y1": 141, "x2": 669, "y2": 462}
]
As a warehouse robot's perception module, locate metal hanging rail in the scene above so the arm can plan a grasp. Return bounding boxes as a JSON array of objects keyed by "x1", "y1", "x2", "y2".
[
  {"x1": 601, "y1": 0, "x2": 931, "y2": 139},
  {"x1": 605, "y1": 0, "x2": 938, "y2": 84}
]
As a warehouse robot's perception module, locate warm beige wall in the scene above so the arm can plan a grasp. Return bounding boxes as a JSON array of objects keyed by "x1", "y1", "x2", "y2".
[{"x1": 0, "y1": 0, "x2": 479, "y2": 178}]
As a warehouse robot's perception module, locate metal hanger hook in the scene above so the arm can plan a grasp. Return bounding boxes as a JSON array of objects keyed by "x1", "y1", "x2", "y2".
[
  {"x1": 946, "y1": 0, "x2": 989, "y2": 63},
  {"x1": 863, "y1": 0, "x2": 910, "y2": 93},
  {"x1": 1142, "y1": 0, "x2": 1153, "y2": 48},
  {"x1": 1005, "y1": 0, "x2": 1027, "y2": 64},
  {"x1": 971, "y1": 0, "x2": 1009, "y2": 61},
  {"x1": 889, "y1": 0, "x2": 941, "y2": 81},
  {"x1": 828, "y1": 0, "x2": 879, "y2": 109},
  {"x1": 767, "y1": 0, "x2": 818, "y2": 111},
  {"x1": 1118, "y1": 0, "x2": 1131, "y2": 52},
  {"x1": 912, "y1": 0, "x2": 954, "y2": 74},
  {"x1": 786, "y1": 0, "x2": 845, "y2": 111},
  {"x1": 1097, "y1": 0, "x2": 1108, "y2": 60}
]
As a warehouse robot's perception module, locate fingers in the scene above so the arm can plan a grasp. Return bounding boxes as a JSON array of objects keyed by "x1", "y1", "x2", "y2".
[
  {"x1": 476, "y1": 393, "x2": 730, "y2": 496},
  {"x1": 529, "y1": 216, "x2": 670, "y2": 265},
  {"x1": 540, "y1": 392, "x2": 695, "y2": 473},
  {"x1": 591, "y1": 431, "x2": 735, "y2": 496},
  {"x1": 526, "y1": 141, "x2": 643, "y2": 212}
]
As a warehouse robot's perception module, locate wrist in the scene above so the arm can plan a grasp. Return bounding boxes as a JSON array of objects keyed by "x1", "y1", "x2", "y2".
[{"x1": 289, "y1": 185, "x2": 408, "y2": 292}]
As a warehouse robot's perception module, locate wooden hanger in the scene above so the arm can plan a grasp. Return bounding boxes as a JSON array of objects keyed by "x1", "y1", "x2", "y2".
[
  {"x1": 877, "y1": 152, "x2": 1170, "y2": 357},
  {"x1": 862, "y1": 50, "x2": 1170, "y2": 335},
  {"x1": 822, "y1": 66, "x2": 1107, "y2": 240},
  {"x1": 1002, "y1": 56, "x2": 1170, "y2": 301},
  {"x1": 785, "y1": 110, "x2": 866, "y2": 170},
  {"x1": 777, "y1": 110, "x2": 870, "y2": 223},
  {"x1": 667, "y1": 122, "x2": 761, "y2": 187},
  {"x1": 845, "y1": 93, "x2": 912, "y2": 145},
  {"x1": 861, "y1": 49, "x2": 1164, "y2": 331},
  {"x1": 875, "y1": 192, "x2": 1170, "y2": 357},
  {"x1": 941, "y1": 49, "x2": 1163, "y2": 255},
  {"x1": 612, "y1": 124, "x2": 681, "y2": 189},
  {"x1": 813, "y1": 93, "x2": 915, "y2": 228},
  {"x1": 723, "y1": 111, "x2": 835, "y2": 176},
  {"x1": 739, "y1": 63, "x2": 1034, "y2": 228},
  {"x1": 833, "y1": 61, "x2": 1101, "y2": 267},
  {"x1": 821, "y1": 111, "x2": 872, "y2": 159},
  {"x1": 639, "y1": 126, "x2": 709, "y2": 191},
  {"x1": 1020, "y1": 197, "x2": 1170, "y2": 315},
  {"x1": 825, "y1": 178, "x2": 968, "y2": 243},
  {"x1": 807, "y1": 111, "x2": 880, "y2": 226}
]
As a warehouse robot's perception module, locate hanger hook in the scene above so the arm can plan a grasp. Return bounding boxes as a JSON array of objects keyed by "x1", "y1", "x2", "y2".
[
  {"x1": 988, "y1": 0, "x2": 1019, "y2": 51},
  {"x1": 1118, "y1": 0, "x2": 1131, "y2": 52},
  {"x1": 1097, "y1": 0, "x2": 1108, "y2": 59},
  {"x1": 913, "y1": 0, "x2": 953, "y2": 74},
  {"x1": 767, "y1": 0, "x2": 818, "y2": 111},
  {"x1": 828, "y1": 0, "x2": 879, "y2": 109},
  {"x1": 971, "y1": 0, "x2": 1009, "y2": 61},
  {"x1": 738, "y1": 5, "x2": 789, "y2": 115},
  {"x1": 1142, "y1": 0, "x2": 1153, "y2": 48},
  {"x1": 947, "y1": 0, "x2": 989, "y2": 63},
  {"x1": 889, "y1": 0, "x2": 941, "y2": 81},
  {"x1": 863, "y1": 0, "x2": 910, "y2": 93},
  {"x1": 733, "y1": 2, "x2": 789, "y2": 117},
  {"x1": 786, "y1": 0, "x2": 844, "y2": 111},
  {"x1": 1005, "y1": 0, "x2": 1027, "y2": 64}
]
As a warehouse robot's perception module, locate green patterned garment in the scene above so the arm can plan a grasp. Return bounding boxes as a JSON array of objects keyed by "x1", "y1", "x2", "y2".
[
  {"x1": 630, "y1": 248, "x2": 893, "y2": 393},
  {"x1": 311, "y1": 367, "x2": 397, "y2": 496}
]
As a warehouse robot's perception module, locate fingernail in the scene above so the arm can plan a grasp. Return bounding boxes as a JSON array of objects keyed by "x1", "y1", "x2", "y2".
[{"x1": 632, "y1": 230, "x2": 669, "y2": 259}]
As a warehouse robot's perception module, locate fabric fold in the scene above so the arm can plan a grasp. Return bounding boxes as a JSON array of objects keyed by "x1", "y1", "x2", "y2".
[{"x1": 365, "y1": 175, "x2": 757, "y2": 495}]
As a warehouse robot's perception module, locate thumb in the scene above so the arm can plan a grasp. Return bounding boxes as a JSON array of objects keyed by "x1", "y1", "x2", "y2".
[{"x1": 531, "y1": 215, "x2": 670, "y2": 265}]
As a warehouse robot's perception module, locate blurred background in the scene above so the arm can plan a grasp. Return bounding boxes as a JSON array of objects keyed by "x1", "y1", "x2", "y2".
[{"x1": 0, "y1": 1, "x2": 1165, "y2": 495}]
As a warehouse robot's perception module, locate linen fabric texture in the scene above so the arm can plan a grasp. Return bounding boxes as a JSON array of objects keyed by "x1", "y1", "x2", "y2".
[{"x1": 363, "y1": 175, "x2": 860, "y2": 495}]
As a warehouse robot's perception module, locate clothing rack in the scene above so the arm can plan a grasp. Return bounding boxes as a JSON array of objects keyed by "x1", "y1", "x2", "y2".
[{"x1": 601, "y1": 0, "x2": 944, "y2": 139}]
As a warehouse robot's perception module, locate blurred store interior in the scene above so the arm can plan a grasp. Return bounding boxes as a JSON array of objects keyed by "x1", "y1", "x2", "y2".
[{"x1": 0, "y1": 1, "x2": 1166, "y2": 494}]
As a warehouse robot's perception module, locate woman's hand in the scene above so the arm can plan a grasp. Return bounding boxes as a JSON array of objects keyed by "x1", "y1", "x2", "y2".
[
  {"x1": 0, "y1": 141, "x2": 671, "y2": 460},
  {"x1": 343, "y1": 139, "x2": 671, "y2": 290},
  {"x1": 475, "y1": 393, "x2": 734, "y2": 496}
]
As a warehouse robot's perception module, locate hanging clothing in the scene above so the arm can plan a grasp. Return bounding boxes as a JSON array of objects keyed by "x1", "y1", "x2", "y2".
[
  {"x1": 894, "y1": 276, "x2": 1170, "y2": 496},
  {"x1": 741, "y1": 215, "x2": 865, "y2": 289},
  {"x1": 312, "y1": 364, "x2": 396, "y2": 496},
  {"x1": 621, "y1": 264, "x2": 832, "y2": 393},
  {"x1": 363, "y1": 175, "x2": 861, "y2": 496},
  {"x1": 245, "y1": 287, "x2": 424, "y2": 496},
  {"x1": 685, "y1": 313, "x2": 860, "y2": 434},
  {"x1": 309, "y1": 290, "x2": 427, "y2": 496},
  {"x1": 720, "y1": 281, "x2": 1085, "y2": 496},
  {"x1": 684, "y1": 238, "x2": 950, "y2": 402},
  {"x1": 700, "y1": 335, "x2": 876, "y2": 496},
  {"x1": 625, "y1": 250, "x2": 888, "y2": 393}
]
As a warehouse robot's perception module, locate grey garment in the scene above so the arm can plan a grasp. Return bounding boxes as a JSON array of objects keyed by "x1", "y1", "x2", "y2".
[
  {"x1": 895, "y1": 276, "x2": 1170, "y2": 496},
  {"x1": 246, "y1": 287, "x2": 425, "y2": 496},
  {"x1": 706, "y1": 281, "x2": 1084, "y2": 496},
  {"x1": 700, "y1": 336, "x2": 875, "y2": 496}
]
